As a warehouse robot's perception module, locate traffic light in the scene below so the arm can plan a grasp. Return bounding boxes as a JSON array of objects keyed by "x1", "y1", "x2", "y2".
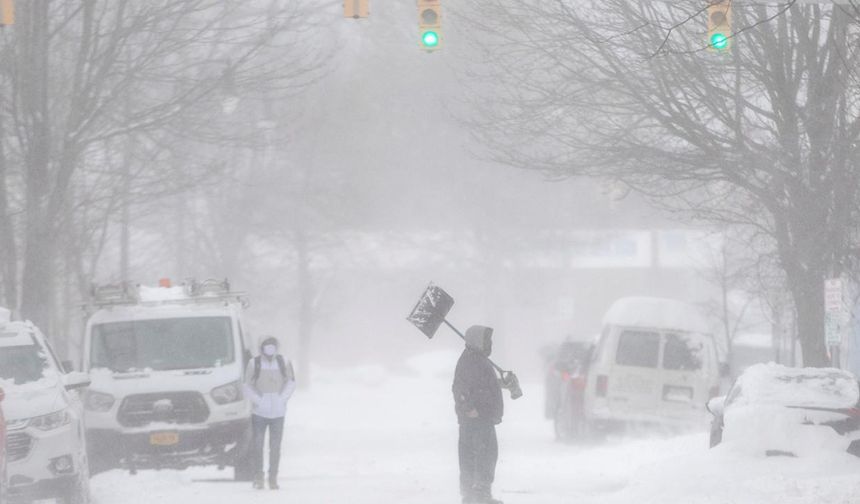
[
  {"x1": 707, "y1": 0, "x2": 732, "y2": 51},
  {"x1": 418, "y1": 0, "x2": 441, "y2": 51},
  {"x1": 0, "y1": 0, "x2": 14, "y2": 26},
  {"x1": 344, "y1": 0, "x2": 369, "y2": 19}
]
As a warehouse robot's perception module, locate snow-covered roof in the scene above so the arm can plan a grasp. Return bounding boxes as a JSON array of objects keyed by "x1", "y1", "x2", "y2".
[
  {"x1": 602, "y1": 297, "x2": 711, "y2": 334},
  {"x1": 730, "y1": 363, "x2": 859, "y2": 409},
  {"x1": 138, "y1": 285, "x2": 190, "y2": 302}
]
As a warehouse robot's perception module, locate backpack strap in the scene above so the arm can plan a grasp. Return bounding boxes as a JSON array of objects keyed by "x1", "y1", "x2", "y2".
[
  {"x1": 276, "y1": 355, "x2": 287, "y2": 378},
  {"x1": 252, "y1": 356, "x2": 262, "y2": 382}
]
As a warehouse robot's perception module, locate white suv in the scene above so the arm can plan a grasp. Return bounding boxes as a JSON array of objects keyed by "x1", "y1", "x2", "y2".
[{"x1": 0, "y1": 312, "x2": 91, "y2": 504}]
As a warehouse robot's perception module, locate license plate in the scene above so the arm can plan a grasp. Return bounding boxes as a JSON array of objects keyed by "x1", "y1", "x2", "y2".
[
  {"x1": 149, "y1": 432, "x2": 179, "y2": 446},
  {"x1": 662, "y1": 385, "x2": 693, "y2": 402}
]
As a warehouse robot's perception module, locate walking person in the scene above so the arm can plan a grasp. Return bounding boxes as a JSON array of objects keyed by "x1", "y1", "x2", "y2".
[
  {"x1": 244, "y1": 336, "x2": 297, "y2": 490},
  {"x1": 452, "y1": 325, "x2": 507, "y2": 504}
]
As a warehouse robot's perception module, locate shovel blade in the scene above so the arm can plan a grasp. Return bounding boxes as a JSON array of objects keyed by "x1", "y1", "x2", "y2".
[{"x1": 406, "y1": 283, "x2": 455, "y2": 339}]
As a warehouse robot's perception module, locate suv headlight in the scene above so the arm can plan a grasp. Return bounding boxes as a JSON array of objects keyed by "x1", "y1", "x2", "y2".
[
  {"x1": 29, "y1": 409, "x2": 72, "y2": 431},
  {"x1": 211, "y1": 381, "x2": 243, "y2": 405},
  {"x1": 84, "y1": 390, "x2": 116, "y2": 412}
]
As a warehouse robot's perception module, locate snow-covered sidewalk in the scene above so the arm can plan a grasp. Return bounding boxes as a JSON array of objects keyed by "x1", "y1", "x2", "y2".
[{"x1": 90, "y1": 357, "x2": 860, "y2": 504}]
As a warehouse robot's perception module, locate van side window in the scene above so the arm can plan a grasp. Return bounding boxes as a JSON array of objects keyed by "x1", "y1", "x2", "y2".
[
  {"x1": 663, "y1": 333, "x2": 704, "y2": 371},
  {"x1": 616, "y1": 331, "x2": 660, "y2": 368}
]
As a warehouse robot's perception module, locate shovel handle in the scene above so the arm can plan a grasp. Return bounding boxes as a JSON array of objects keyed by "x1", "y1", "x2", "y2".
[{"x1": 442, "y1": 319, "x2": 507, "y2": 374}]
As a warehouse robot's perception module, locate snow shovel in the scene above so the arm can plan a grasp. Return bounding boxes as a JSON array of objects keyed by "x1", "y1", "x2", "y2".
[{"x1": 406, "y1": 282, "x2": 523, "y2": 399}]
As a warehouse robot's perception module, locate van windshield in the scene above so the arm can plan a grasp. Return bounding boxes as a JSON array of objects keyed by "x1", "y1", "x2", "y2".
[
  {"x1": 90, "y1": 317, "x2": 234, "y2": 372},
  {"x1": 663, "y1": 333, "x2": 707, "y2": 371}
]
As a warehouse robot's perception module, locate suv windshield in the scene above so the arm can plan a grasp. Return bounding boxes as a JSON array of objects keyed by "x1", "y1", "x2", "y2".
[
  {"x1": 90, "y1": 317, "x2": 234, "y2": 372},
  {"x1": 0, "y1": 341, "x2": 50, "y2": 385}
]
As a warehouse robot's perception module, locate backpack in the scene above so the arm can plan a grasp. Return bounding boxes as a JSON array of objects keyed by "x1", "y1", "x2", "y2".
[{"x1": 252, "y1": 355, "x2": 291, "y2": 383}]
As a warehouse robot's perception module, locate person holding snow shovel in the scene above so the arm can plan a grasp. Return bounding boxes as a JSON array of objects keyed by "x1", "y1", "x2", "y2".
[{"x1": 452, "y1": 325, "x2": 519, "y2": 504}]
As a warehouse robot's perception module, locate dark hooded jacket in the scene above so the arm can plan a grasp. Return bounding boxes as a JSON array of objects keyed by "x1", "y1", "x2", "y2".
[{"x1": 452, "y1": 325, "x2": 504, "y2": 425}]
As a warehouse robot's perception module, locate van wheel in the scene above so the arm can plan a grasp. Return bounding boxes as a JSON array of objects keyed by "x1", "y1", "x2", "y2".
[{"x1": 232, "y1": 423, "x2": 255, "y2": 482}]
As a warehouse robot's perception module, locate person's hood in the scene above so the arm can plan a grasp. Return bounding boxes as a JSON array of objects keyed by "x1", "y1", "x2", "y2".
[
  {"x1": 465, "y1": 325, "x2": 493, "y2": 354},
  {"x1": 259, "y1": 336, "x2": 279, "y2": 353}
]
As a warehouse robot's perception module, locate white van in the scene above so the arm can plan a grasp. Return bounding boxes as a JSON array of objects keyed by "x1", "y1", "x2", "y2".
[
  {"x1": 583, "y1": 297, "x2": 721, "y2": 432},
  {"x1": 81, "y1": 280, "x2": 253, "y2": 479}
]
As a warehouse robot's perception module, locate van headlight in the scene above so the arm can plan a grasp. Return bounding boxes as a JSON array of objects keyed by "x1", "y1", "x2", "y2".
[
  {"x1": 29, "y1": 409, "x2": 72, "y2": 431},
  {"x1": 211, "y1": 381, "x2": 243, "y2": 405},
  {"x1": 84, "y1": 390, "x2": 116, "y2": 412}
]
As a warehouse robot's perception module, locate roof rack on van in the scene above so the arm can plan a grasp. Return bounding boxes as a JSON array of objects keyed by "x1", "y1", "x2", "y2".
[
  {"x1": 90, "y1": 282, "x2": 139, "y2": 307},
  {"x1": 87, "y1": 278, "x2": 249, "y2": 310}
]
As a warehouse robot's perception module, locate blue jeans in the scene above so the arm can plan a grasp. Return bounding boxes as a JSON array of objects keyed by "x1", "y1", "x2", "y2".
[{"x1": 252, "y1": 414, "x2": 285, "y2": 478}]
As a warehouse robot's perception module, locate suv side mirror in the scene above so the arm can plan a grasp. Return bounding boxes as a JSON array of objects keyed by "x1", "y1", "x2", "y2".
[
  {"x1": 63, "y1": 371, "x2": 91, "y2": 391},
  {"x1": 62, "y1": 360, "x2": 75, "y2": 373},
  {"x1": 706, "y1": 396, "x2": 726, "y2": 417}
]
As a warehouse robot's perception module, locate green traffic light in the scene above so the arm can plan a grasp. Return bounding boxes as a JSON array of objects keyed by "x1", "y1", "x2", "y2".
[
  {"x1": 422, "y1": 31, "x2": 439, "y2": 48},
  {"x1": 710, "y1": 32, "x2": 729, "y2": 50}
]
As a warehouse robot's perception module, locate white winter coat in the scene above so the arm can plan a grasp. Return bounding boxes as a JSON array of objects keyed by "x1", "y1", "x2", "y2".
[{"x1": 243, "y1": 356, "x2": 296, "y2": 419}]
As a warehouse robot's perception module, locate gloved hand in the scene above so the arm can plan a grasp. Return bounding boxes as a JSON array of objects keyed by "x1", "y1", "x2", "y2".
[{"x1": 501, "y1": 371, "x2": 523, "y2": 400}]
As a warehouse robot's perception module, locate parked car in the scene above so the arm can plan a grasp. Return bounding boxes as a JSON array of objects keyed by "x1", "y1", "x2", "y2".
[
  {"x1": 0, "y1": 314, "x2": 91, "y2": 504},
  {"x1": 707, "y1": 363, "x2": 860, "y2": 457},
  {"x1": 82, "y1": 279, "x2": 253, "y2": 479},
  {"x1": 583, "y1": 297, "x2": 721, "y2": 432},
  {"x1": 543, "y1": 339, "x2": 594, "y2": 440},
  {"x1": 1, "y1": 386, "x2": 7, "y2": 504}
]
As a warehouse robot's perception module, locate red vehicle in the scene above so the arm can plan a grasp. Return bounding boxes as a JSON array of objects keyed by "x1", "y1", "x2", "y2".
[
  {"x1": 544, "y1": 340, "x2": 594, "y2": 441},
  {"x1": 1, "y1": 387, "x2": 7, "y2": 504}
]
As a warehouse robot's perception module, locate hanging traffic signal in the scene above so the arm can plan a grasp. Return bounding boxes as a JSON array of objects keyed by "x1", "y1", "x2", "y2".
[
  {"x1": 344, "y1": 0, "x2": 369, "y2": 19},
  {"x1": 707, "y1": 0, "x2": 732, "y2": 51},
  {"x1": 418, "y1": 0, "x2": 441, "y2": 51},
  {"x1": 0, "y1": 0, "x2": 14, "y2": 26}
]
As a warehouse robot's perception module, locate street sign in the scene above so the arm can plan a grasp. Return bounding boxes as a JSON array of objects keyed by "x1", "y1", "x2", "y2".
[{"x1": 825, "y1": 278, "x2": 847, "y2": 346}]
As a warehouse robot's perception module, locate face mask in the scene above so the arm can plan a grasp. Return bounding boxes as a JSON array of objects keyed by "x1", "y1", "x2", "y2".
[{"x1": 262, "y1": 344, "x2": 277, "y2": 356}]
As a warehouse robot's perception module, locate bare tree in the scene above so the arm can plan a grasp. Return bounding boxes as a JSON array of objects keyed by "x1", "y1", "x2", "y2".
[
  {"x1": 458, "y1": 0, "x2": 860, "y2": 366},
  {"x1": 0, "y1": 0, "x2": 325, "y2": 335}
]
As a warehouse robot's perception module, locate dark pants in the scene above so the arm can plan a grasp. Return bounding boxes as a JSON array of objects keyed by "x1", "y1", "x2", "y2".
[
  {"x1": 458, "y1": 422, "x2": 498, "y2": 497},
  {"x1": 252, "y1": 414, "x2": 285, "y2": 478}
]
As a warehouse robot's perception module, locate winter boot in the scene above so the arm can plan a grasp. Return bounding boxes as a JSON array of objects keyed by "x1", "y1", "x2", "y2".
[
  {"x1": 268, "y1": 475, "x2": 280, "y2": 490},
  {"x1": 473, "y1": 483, "x2": 503, "y2": 504},
  {"x1": 253, "y1": 473, "x2": 265, "y2": 490}
]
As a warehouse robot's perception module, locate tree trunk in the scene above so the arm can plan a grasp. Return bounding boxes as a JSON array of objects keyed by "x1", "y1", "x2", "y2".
[
  {"x1": 0, "y1": 112, "x2": 17, "y2": 309},
  {"x1": 789, "y1": 268, "x2": 828, "y2": 367},
  {"x1": 19, "y1": 0, "x2": 54, "y2": 332}
]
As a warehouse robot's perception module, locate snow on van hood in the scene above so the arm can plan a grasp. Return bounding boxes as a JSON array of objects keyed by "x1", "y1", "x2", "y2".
[
  {"x1": 87, "y1": 364, "x2": 242, "y2": 397},
  {"x1": 602, "y1": 297, "x2": 711, "y2": 333}
]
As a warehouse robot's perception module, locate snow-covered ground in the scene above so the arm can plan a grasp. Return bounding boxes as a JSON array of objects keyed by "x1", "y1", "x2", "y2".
[{"x1": 90, "y1": 352, "x2": 860, "y2": 504}]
